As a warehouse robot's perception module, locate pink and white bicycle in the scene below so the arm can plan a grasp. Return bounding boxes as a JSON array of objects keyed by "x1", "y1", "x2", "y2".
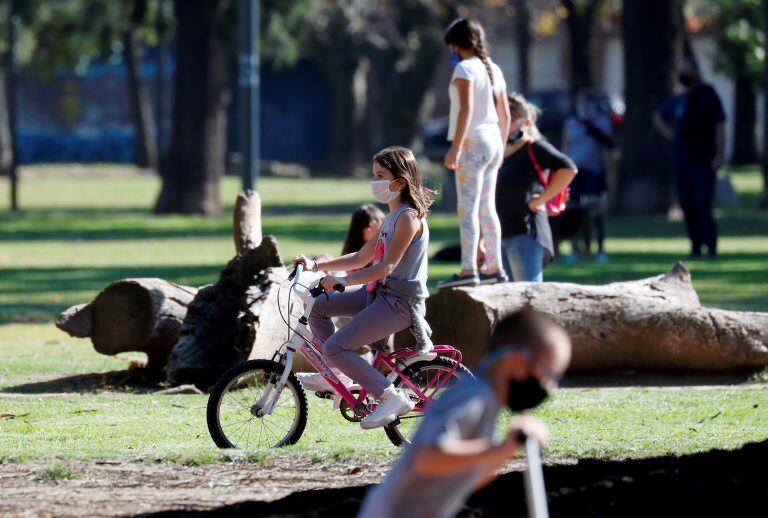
[{"x1": 206, "y1": 263, "x2": 472, "y2": 449}]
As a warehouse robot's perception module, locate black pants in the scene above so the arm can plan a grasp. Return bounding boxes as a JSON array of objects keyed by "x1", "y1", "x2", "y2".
[{"x1": 677, "y1": 165, "x2": 717, "y2": 255}]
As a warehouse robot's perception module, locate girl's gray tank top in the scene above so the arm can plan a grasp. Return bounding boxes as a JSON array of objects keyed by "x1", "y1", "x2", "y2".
[{"x1": 380, "y1": 203, "x2": 429, "y2": 299}]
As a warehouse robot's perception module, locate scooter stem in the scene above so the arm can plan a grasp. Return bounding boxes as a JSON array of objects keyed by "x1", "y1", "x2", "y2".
[{"x1": 523, "y1": 437, "x2": 549, "y2": 518}]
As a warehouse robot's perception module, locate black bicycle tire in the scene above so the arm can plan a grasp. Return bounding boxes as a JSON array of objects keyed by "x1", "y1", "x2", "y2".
[
  {"x1": 384, "y1": 356, "x2": 473, "y2": 447},
  {"x1": 206, "y1": 359, "x2": 308, "y2": 449}
]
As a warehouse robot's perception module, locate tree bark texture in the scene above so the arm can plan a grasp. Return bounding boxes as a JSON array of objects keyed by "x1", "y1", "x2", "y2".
[
  {"x1": 124, "y1": 28, "x2": 159, "y2": 170},
  {"x1": 406, "y1": 263, "x2": 768, "y2": 372},
  {"x1": 56, "y1": 279, "x2": 198, "y2": 372},
  {"x1": 730, "y1": 74, "x2": 759, "y2": 165},
  {"x1": 154, "y1": 0, "x2": 230, "y2": 214},
  {"x1": 233, "y1": 189, "x2": 262, "y2": 255},
  {"x1": 618, "y1": 0, "x2": 683, "y2": 214},
  {"x1": 165, "y1": 237, "x2": 288, "y2": 389}
]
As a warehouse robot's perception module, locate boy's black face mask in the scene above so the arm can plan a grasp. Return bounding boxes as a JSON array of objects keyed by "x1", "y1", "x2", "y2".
[{"x1": 506, "y1": 376, "x2": 549, "y2": 411}]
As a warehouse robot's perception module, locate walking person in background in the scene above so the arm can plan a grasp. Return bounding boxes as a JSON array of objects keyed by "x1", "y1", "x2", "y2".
[
  {"x1": 561, "y1": 89, "x2": 615, "y2": 263},
  {"x1": 438, "y1": 18, "x2": 511, "y2": 289},
  {"x1": 653, "y1": 58, "x2": 726, "y2": 258},
  {"x1": 496, "y1": 93, "x2": 578, "y2": 282}
]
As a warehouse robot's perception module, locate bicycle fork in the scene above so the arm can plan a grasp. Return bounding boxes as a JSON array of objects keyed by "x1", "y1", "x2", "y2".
[{"x1": 252, "y1": 351, "x2": 295, "y2": 417}]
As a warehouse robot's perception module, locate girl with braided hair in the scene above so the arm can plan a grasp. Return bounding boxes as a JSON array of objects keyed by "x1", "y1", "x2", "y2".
[{"x1": 438, "y1": 18, "x2": 511, "y2": 289}]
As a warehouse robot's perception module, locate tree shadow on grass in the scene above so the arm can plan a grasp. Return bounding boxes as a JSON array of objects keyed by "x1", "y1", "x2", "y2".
[{"x1": 1, "y1": 369, "x2": 164, "y2": 394}]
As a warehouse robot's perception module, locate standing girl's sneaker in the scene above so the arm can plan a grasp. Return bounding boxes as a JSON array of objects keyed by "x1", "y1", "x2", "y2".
[{"x1": 437, "y1": 273, "x2": 479, "y2": 289}]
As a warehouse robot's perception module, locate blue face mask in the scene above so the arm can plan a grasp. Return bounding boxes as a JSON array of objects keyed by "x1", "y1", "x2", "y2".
[{"x1": 449, "y1": 51, "x2": 461, "y2": 67}]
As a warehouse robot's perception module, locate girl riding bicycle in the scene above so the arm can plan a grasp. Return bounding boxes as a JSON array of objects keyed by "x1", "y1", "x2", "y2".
[{"x1": 293, "y1": 146, "x2": 435, "y2": 430}]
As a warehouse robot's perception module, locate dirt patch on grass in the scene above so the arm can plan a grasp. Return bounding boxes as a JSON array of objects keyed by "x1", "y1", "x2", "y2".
[
  {"x1": 1, "y1": 441, "x2": 765, "y2": 517},
  {"x1": 142, "y1": 440, "x2": 767, "y2": 517},
  {"x1": 0, "y1": 456, "x2": 392, "y2": 518}
]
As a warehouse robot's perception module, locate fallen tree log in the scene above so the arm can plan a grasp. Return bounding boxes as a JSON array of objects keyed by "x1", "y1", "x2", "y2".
[
  {"x1": 402, "y1": 263, "x2": 768, "y2": 371},
  {"x1": 55, "y1": 279, "x2": 198, "y2": 372},
  {"x1": 166, "y1": 237, "x2": 295, "y2": 389}
]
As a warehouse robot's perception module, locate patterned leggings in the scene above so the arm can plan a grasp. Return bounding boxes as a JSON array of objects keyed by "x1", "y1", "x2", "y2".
[{"x1": 455, "y1": 134, "x2": 504, "y2": 272}]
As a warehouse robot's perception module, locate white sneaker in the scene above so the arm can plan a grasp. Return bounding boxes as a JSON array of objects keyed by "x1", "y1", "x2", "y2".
[
  {"x1": 360, "y1": 385, "x2": 415, "y2": 430},
  {"x1": 297, "y1": 369, "x2": 352, "y2": 393}
]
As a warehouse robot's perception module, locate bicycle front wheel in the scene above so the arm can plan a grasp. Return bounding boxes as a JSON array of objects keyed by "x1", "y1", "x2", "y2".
[
  {"x1": 385, "y1": 356, "x2": 472, "y2": 447},
  {"x1": 207, "y1": 359, "x2": 308, "y2": 450}
]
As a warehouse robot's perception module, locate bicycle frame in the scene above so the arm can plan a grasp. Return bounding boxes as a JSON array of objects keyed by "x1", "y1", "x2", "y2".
[{"x1": 257, "y1": 264, "x2": 463, "y2": 417}]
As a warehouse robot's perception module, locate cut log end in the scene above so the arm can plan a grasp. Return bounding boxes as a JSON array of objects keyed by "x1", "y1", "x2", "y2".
[{"x1": 91, "y1": 282, "x2": 153, "y2": 355}]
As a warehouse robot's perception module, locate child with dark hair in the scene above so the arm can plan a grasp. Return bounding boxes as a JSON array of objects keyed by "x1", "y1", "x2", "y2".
[
  {"x1": 438, "y1": 18, "x2": 511, "y2": 289},
  {"x1": 342, "y1": 204, "x2": 386, "y2": 257},
  {"x1": 358, "y1": 308, "x2": 571, "y2": 518}
]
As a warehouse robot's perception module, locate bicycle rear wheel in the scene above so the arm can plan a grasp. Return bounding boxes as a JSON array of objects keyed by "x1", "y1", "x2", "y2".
[
  {"x1": 385, "y1": 356, "x2": 472, "y2": 447},
  {"x1": 207, "y1": 359, "x2": 308, "y2": 450}
]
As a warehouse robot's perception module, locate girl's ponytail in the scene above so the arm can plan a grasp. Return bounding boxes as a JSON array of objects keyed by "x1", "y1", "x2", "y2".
[{"x1": 444, "y1": 18, "x2": 495, "y2": 87}]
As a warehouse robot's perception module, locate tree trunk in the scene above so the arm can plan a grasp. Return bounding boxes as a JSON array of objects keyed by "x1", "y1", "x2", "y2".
[
  {"x1": 312, "y1": 53, "x2": 364, "y2": 176},
  {"x1": 166, "y1": 237, "x2": 287, "y2": 389},
  {"x1": 762, "y1": 0, "x2": 768, "y2": 209},
  {"x1": 372, "y1": 40, "x2": 444, "y2": 153},
  {"x1": 730, "y1": 74, "x2": 759, "y2": 165},
  {"x1": 409, "y1": 263, "x2": 768, "y2": 372},
  {"x1": 618, "y1": 0, "x2": 683, "y2": 214},
  {"x1": 123, "y1": 28, "x2": 159, "y2": 170},
  {"x1": 562, "y1": 0, "x2": 598, "y2": 96},
  {"x1": 56, "y1": 279, "x2": 198, "y2": 373},
  {"x1": 154, "y1": 0, "x2": 230, "y2": 214},
  {"x1": 515, "y1": 0, "x2": 531, "y2": 93},
  {"x1": 0, "y1": 68, "x2": 12, "y2": 178}
]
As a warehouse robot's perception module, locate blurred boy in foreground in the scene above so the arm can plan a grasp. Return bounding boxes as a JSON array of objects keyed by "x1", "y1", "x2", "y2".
[{"x1": 358, "y1": 308, "x2": 571, "y2": 518}]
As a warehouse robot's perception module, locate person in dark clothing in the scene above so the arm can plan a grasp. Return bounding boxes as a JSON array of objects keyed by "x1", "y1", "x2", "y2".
[
  {"x1": 653, "y1": 58, "x2": 726, "y2": 258},
  {"x1": 496, "y1": 93, "x2": 578, "y2": 281}
]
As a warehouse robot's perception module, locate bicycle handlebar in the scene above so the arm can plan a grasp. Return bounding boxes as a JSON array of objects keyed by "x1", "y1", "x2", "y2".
[
  {"x1": 308, "y1": 281, "x2": 345, "y2": 298},
  {"x1": 289, "y1": 263, "x2": 344, "y2": 297},
  {"x1": 288, "y1": 263, "x2": 303, "y2": 282}
]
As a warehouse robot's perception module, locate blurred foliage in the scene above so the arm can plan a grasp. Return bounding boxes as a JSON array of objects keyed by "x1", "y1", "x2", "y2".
[
  {"x1": 713, "y1": 0, "x2": 765, "y2": 82},
  {"x1": 0, "y1": 0, "x2": 174, "y2": 76}
]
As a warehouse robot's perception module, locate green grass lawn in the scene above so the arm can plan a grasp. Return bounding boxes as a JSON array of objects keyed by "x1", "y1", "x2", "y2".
[
  {"x1": 2, "y1": 324, "x2": 765, "y2": 464},
  {"x1": 1, "y1": 165, "x2": 767, "y2": 464}
]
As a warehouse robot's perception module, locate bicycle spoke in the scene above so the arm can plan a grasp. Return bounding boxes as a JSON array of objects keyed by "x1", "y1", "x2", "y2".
[{"x1": 210, "y1": 364, "x2": 304, "y2": 451}]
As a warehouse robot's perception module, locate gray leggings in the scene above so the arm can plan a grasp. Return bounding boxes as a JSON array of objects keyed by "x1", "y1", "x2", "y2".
[{"x1": 308, "y1": 286, "x2": 412, "y2": 398}]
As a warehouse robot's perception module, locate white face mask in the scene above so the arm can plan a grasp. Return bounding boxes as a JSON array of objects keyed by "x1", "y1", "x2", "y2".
[{"x1": 371, "y1": 179, "x2": 402, "y2": 204}]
